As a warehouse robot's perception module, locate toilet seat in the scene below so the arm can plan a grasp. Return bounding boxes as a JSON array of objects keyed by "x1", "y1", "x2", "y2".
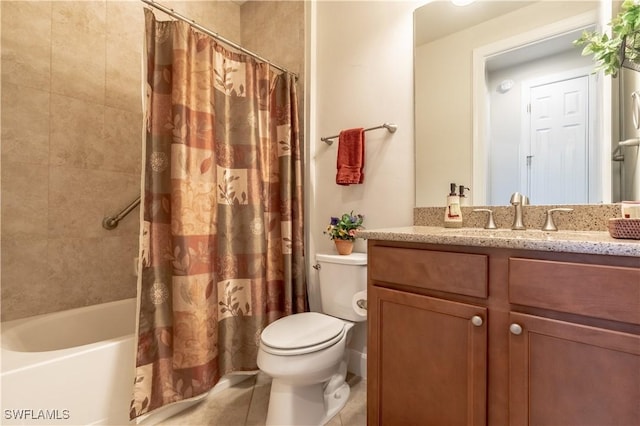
[{"x1": 260, "y1": 312, "x2": 346, "y2": 356}]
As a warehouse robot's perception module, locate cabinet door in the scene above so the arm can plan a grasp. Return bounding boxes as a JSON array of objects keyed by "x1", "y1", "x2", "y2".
[
  {"x1": 368, "y1": 286, "x2": 487, "y2": 426},
  {"x1": 509, "y1": 312, "x2": 640, "y2": 426}
]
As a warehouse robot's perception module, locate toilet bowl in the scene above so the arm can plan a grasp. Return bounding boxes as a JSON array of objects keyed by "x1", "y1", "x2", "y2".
[{"x1": 257, "y1": 252, "x2": 367, "y2": 426}]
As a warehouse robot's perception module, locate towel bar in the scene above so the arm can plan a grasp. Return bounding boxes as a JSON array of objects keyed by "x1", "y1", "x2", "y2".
[{"x1": 321, "y1": 123, "x2": 398, "y2": 145}]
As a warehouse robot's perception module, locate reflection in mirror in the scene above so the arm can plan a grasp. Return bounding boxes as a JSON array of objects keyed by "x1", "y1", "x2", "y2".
[
  {"x1": 414, "y1": 0, "x2": 640, "y2": 207},
  {"x1": 479, "y1": 22, "x2": 598, "y2": 205}
]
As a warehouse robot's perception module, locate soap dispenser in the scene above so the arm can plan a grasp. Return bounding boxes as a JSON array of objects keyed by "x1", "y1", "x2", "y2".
[
  {"x1": 444, "y1": 183, "x2": 463, "y2": 228},
  {"x1": 458, "y1": 185, "x2": 470, "y2": 206}
]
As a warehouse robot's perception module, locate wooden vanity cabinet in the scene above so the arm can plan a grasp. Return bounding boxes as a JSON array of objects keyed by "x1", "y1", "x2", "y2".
[
  {"x1": 508, "y1": 258, "x2": 640, "y2": 426},
  {"x1": 509, "y1": 312, "x2": 640, "y2": 426},
  {"x1": 367, "y1": 240, "x2": 640, "y2": 426},
  {"x1": 368, "y1": 287, "x2": 487, "y2": 426},
  {"x1": 367, "y1": 243, "x2": 491, "y2": 425}
]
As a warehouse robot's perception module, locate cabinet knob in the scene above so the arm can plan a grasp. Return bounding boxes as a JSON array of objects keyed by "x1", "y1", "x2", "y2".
[
  {"x1": 471, "y1": 315, "x2": 484, "y2": 327},
  {"x1": 509, "y1": 323, "x2": 523, "y2": 335}
]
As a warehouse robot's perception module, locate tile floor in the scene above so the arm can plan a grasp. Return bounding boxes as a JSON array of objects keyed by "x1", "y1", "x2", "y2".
[{"x1": 157, "y1": 373, "x2": 367, "y2": 426}]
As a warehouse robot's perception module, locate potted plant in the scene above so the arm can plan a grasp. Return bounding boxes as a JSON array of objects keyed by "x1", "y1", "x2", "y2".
[
  {"x1": 574, "y1": 0, "x2": 640, "y2": 77},
  {"x1": 324, "y1": 212, "x2": 364, "y2": 255}
]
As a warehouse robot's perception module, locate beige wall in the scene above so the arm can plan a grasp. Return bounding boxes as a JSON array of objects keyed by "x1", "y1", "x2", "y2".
[
  {"x1": 310, "y1": 0, "x2": 416, "y2": 270},
  {"x1": 241, "y1": 1, "x2": 304, "y2": 77},
  {"x1": 1, "y1": 0, "x2": 301, "y2": 321},
  {"x1": 309, "y1": 1, "x2": 418, "y2": 375}
]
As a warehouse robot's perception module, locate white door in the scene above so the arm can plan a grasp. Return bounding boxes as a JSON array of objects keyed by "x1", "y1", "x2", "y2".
[{"x1": 526, "y1": 75, "x2": 589, "y2": 204}]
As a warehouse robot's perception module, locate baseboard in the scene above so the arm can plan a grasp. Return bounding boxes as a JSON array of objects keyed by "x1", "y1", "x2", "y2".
[{"x1": 347, "y1": 349, "x2": 367, "y2": 379}]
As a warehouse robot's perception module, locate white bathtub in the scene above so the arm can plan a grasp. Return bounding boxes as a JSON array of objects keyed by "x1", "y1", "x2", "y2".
[{"x1": 1, "y1": 298, "x2": 255, "y2": 425}]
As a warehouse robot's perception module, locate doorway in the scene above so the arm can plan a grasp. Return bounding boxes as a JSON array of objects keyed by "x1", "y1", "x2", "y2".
[
  {"x1": 484, "y1": 43, "x2": 596, "y2": 205},
  {"x1": 521, "y1": 69, "x2": 594, "y2": 204}
]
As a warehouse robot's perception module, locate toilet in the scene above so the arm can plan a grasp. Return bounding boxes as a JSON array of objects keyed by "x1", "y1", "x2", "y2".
[{"x1": 257, "y1": 252, "x2": 367, "y2": 426}]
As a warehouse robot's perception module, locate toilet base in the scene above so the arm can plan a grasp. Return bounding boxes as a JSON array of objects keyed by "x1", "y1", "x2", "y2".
[
  {"x1": 265, "y1": 375, "x2": 350, "y2": 426},
  {"x1": 324, "y1": 382, "x2": 350, "y2": 425}
]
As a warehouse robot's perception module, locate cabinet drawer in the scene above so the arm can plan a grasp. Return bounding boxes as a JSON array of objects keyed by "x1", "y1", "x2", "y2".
[
  {"x1": 509, "y1": 258, "x2": 640, "y2": 325},
  {"x1": 369, "y1": 246, "x2": 488, "y2": 298}
]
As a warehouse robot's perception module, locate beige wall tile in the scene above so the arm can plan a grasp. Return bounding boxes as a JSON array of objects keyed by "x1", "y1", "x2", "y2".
[
  {"x1": 46, "y1": 236, "x2": 137, "y2": 308},
  {"x1": 98, "y1": 235, "x2": 139, "y2": 301},
  {"x1": 0, "y1": 238, "x2": 51, "y2": 321},
  {"x1": 1, "y1": 0, "x2": 302, "y2": 322},
  {"x1": 50, "y1": 94, "x2": 106, "y2": 169},
  {"x1": 241, "y1": 0, "x2": 305, "y2": 166},
  {"x1": 1, "y1": 83, "x2": 50, "y2": 165},
  {"x1": 106, "y1": 1, "x2": 144, "y2": 113},
  {"x1": 1, "y1": 161, "x2": 49, "y2": 239},
  {"x1": 51, "y1": 1, "x2": 106, "y2": 103},
  {"x1": 1, "y1": 0, "x2": 143, "y2": 321},
  {"x1": 47, "y1": 237, "x2": 109, "y2": 307},
  {"x1": 1, "y1": 1, "x2": 52, "y2": 91},
  {"x1": 107, "y1": 1, "x2": 145, "y2": 54},
  {"x1": 104, "y1": 106, "x2": 143, "y2": 174},
  {"x1": 48, "y1": 165, "x2": 139, "y2": 238},
  {"x1": 241, "y1": 1, "x2": 304, "y2": 76},
  {"x1": 106, "y1": 42, "x2": 143, "y2": 113},
  {"x1": 51, "y1": 24, "x2": 106, "y2": 104},
  {"x1": 48, "y1": 198, "x2": 106, "y2": 240},
  {"x1": 51, "y1": 1, "x2": 106, "y2": 36}
]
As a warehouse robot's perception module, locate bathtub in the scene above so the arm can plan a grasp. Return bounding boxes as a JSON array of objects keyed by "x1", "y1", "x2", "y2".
[{"x1": 1, "y1": 298, "x2": 256, "y2": 425}]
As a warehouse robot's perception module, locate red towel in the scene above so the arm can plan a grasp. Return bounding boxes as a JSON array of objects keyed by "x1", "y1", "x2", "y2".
[{"x1": 336, "y1": 128, "x2": 365, "y2": 185}]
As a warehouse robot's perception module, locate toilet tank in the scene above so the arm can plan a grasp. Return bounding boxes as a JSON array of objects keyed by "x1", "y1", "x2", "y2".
[{"x1": 316, "y1": 252, "x2": 367, "y2": 322}]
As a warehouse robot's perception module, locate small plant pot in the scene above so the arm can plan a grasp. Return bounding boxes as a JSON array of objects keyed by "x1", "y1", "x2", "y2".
[{"x1": 334, "y1": 239, "x2": 354, "y2": 255}]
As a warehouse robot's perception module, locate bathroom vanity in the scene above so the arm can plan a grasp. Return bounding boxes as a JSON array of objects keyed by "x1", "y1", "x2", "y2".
[{"x1": 362, "y1": 227, "x2": 640, "y2": 426}]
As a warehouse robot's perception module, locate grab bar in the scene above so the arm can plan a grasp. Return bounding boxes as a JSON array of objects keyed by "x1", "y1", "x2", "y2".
[
  {"x1": 321, "y1": 122, "x2": 398, "y2": 145},
  {"x1": 102, "y1": 196, "x2": 141, "y2": 230}
]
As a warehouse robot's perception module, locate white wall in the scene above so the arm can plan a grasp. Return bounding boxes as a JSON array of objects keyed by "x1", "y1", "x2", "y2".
[{"x1": 308, "y1": 0, "x2": 419, "y2": 375}]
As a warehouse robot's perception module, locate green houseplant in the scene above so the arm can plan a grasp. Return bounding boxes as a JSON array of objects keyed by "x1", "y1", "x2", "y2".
[
  {"x1": 574, "y1": 0, "x2": 640, "y2": 77},
  {"x1": 324, "y1": 212, "x2": 364, "y2": 255}
]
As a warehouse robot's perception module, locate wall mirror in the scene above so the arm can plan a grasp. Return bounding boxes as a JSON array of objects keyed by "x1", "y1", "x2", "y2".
[{"x1": 414, "y1": 0, "x2": 639, "y2": 207}]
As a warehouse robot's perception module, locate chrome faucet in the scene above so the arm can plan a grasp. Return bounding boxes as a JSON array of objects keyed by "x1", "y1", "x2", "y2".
[{"x1": 510, "y1": 192, "x2": 529, "y2": 230}]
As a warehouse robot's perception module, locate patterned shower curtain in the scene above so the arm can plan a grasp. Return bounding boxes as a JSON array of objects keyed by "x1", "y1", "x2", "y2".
[{"x1": 130, "y1": 10, "x2": 306, "y2": 419}]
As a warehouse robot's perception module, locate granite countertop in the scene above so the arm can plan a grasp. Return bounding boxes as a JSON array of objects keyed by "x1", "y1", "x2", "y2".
[{"x1": 358, "y1": 226, "x2": 640, "y2": 257}]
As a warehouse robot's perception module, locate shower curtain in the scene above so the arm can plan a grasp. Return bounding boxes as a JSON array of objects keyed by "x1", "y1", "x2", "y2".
[{"x1": 130, "y1": 10, "x2": 305, "y2": 419}]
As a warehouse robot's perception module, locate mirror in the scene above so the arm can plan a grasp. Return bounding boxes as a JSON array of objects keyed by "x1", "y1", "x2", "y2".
[{"x1": 414, "y1": 0, "x2": 638, "y2": 206}]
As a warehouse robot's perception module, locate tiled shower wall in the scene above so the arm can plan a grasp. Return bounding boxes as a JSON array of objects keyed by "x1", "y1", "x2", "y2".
[
  {"x1": 241, "y1": 0, "x2": 306, "y2": 133},
  {"x1": 1, "y1": 0, "x2": 304, "y2": 321}
]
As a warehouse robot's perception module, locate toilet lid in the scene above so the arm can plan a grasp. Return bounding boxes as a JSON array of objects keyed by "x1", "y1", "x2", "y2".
[{"x1": 261, "y1": 312, "x2": 345, "y2": 355}]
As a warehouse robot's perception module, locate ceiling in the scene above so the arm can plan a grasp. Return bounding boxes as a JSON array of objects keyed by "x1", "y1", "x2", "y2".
[{"x1": 414, "y1": 1, "x2": 535, "y2": 46}]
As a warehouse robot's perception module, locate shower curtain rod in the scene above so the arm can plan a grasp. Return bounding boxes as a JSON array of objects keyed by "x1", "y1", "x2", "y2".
[{"x1": 140, "y1": 0, "x2": 298, "y2": 79}]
